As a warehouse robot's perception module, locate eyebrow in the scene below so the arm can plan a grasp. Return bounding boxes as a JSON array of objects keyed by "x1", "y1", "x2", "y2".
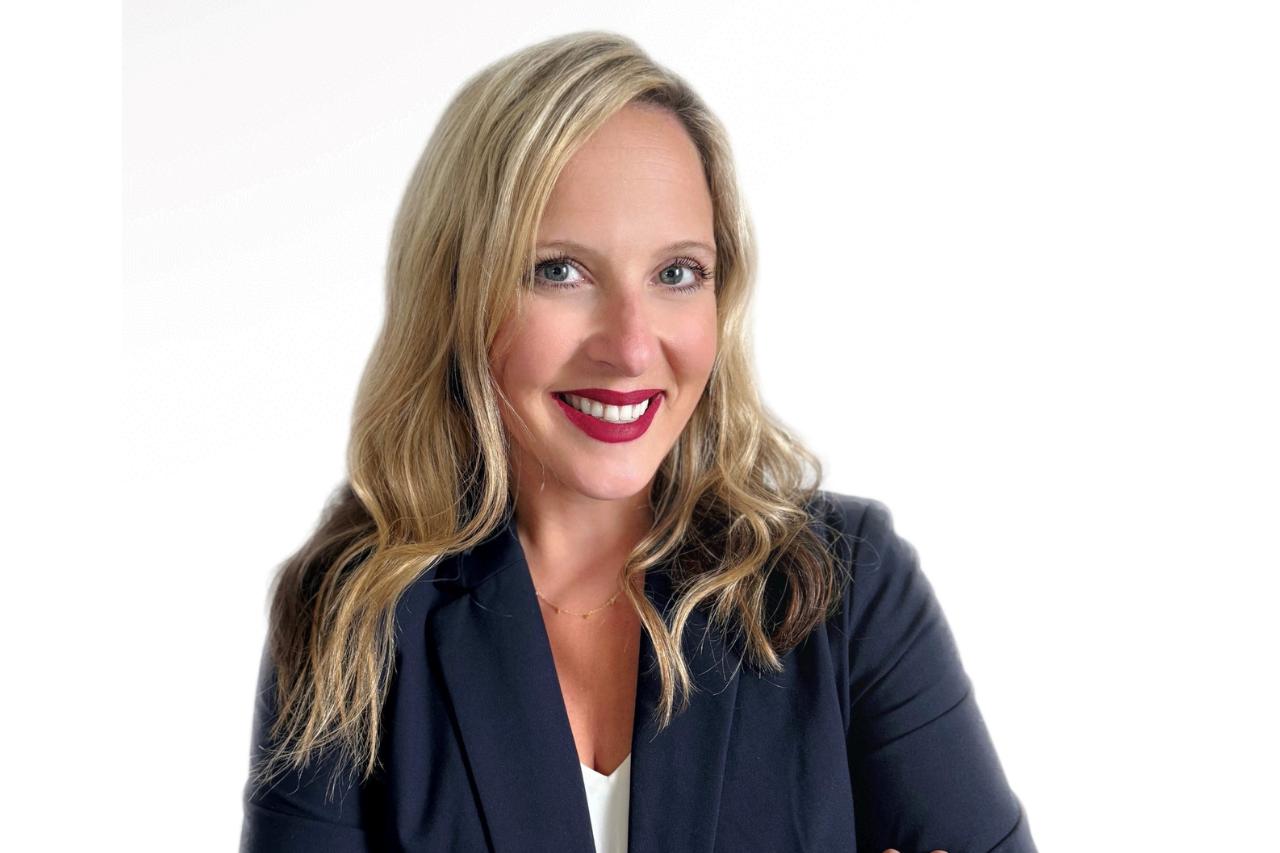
[{"x1": 535, "y1": 239, "x2": 716, "y2": 257}]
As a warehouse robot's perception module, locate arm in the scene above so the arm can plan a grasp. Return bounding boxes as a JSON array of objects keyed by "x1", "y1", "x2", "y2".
[
  {"x1": 842, "y1": 499, "x2": 1037, "y2": 853},
  {"x1": 239, "y1": 642, "x2": 376, "y2": 853}
]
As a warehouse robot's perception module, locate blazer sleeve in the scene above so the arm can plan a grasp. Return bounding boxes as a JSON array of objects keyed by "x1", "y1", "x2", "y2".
[
  {"x1": 842, "y1": 498, "x2": 1038, "y2": 853},
  {"x1": 239, "y1": 641, "x2": 376, "y2": 853}
]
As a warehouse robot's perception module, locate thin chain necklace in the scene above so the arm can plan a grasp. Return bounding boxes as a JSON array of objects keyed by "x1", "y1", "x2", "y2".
[{"x1": 534, "y1": 574, "x2": 625, "y2": 619}]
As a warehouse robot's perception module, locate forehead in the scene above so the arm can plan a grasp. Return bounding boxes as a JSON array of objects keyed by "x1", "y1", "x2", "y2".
[{"x1": 537, "y1": 104, "x2": 714, "y2": 249}]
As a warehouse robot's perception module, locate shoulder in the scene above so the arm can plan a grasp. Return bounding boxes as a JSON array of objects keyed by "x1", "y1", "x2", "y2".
[
  {"x1": 808, "y1": 489, "x2": 928, "y2": 636},
  {"x1": 808, "y1": 488, "x2": 901, "y2": 568}
]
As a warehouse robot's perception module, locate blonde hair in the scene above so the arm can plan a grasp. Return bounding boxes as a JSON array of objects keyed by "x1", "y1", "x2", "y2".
[{"x1": 251, "y1": 30, "x2": 847, "y2": 800}]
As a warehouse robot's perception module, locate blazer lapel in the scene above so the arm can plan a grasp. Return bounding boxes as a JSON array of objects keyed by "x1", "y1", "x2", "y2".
[
  {"x1": 428, "y1": 510, "x2": 741, "y2": 853},
  {"x1": 429, "y1": 514, "x2": 596, "y2": 853}
]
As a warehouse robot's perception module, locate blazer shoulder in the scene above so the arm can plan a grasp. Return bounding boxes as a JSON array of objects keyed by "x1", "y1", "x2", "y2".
[
  {"x1": 809, "y1": 489, "x2": 921, "y2": 642},
  {"x1": 809, "y1": 488, "x2": 897, "y2": 559}
]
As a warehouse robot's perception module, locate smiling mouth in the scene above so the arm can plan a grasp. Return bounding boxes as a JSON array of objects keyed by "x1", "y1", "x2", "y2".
[
  {"x1": 552, "y1": 389, "x2": 664, "y2": 440},
  {"x1": 555, "y1": 389, "x2": 660, "y2": 422}
]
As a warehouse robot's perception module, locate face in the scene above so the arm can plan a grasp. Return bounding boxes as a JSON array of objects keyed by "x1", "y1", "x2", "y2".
[{"x1": 489, "y1": 103, "x2": 718, "y2": 508}]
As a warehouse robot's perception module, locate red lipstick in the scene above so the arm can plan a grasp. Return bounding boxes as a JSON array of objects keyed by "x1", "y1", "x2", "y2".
[{"x1": 551, "y1": 389, "x2": 663, "y2": 443}]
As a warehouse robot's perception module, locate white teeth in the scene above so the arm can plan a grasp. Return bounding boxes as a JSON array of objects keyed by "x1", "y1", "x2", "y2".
[{"x1": 561, "y1": 392, "x2": 651, "y2": 424}]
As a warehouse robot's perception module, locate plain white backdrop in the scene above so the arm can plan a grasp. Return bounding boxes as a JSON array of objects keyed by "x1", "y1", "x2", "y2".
[{"x1": 8, "y1": 0, "x2": 1277, "y2": 849}]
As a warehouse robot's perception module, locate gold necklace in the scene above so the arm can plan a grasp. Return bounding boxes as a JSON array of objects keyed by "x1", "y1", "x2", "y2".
[{"x1": 534, "y1": 575, "x2": 625, "y2": 619}]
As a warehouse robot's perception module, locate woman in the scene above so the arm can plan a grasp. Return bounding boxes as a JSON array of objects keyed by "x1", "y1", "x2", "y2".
[{"x1": 240, "y1": 31, "x2": 1037, "y2": 853}]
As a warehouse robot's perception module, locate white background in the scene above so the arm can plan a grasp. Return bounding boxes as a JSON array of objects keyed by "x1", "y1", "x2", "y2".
[{"x1": 7, "y1": 0, "x2": 1277, "y2": 849}]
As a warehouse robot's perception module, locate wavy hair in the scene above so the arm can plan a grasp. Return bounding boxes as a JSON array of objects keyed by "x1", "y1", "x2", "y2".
[{"x1": 250, "y1": 30, "x2": 848, "y2": 799}]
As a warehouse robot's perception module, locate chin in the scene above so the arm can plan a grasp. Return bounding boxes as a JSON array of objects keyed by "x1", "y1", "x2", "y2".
[{"x1": 561, "y1": 466, "x2": 655, "y2": 501}]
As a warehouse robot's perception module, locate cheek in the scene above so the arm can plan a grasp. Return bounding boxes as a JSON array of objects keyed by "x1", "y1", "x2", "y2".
[
  {"x1": 493, "y1": 311, "x2": 569, "y2": 391},
  {"x1": 673, "y1": 303, "x2": 719, "y2": 377}
]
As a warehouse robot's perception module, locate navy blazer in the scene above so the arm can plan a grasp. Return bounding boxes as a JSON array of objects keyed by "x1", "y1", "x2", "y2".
[{"x1": 240, "y1": 491, "x2": 1037, "y2": 852}]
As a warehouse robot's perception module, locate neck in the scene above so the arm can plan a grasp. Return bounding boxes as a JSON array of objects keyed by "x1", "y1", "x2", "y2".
[{"x1": 513, "y1": 491, "x2": 653, "y2": 606}]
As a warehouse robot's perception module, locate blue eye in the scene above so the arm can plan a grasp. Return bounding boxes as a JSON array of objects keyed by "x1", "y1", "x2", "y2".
[
  {"x1": 534, "y1": 258, "x2": 584, "y2": 286},
  {"x1": 531, "y1": 255, "x2": 714, "y2": 293}
]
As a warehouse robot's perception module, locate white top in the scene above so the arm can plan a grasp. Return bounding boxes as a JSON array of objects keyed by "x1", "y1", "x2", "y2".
[{"x1": 579, "y1": 753, "x2": 631, "y2": 853}]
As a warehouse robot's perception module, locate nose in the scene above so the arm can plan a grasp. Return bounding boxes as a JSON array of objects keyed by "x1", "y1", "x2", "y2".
[{"x1": 584, "y1": 287, "x2": 659, "y2": 377}]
